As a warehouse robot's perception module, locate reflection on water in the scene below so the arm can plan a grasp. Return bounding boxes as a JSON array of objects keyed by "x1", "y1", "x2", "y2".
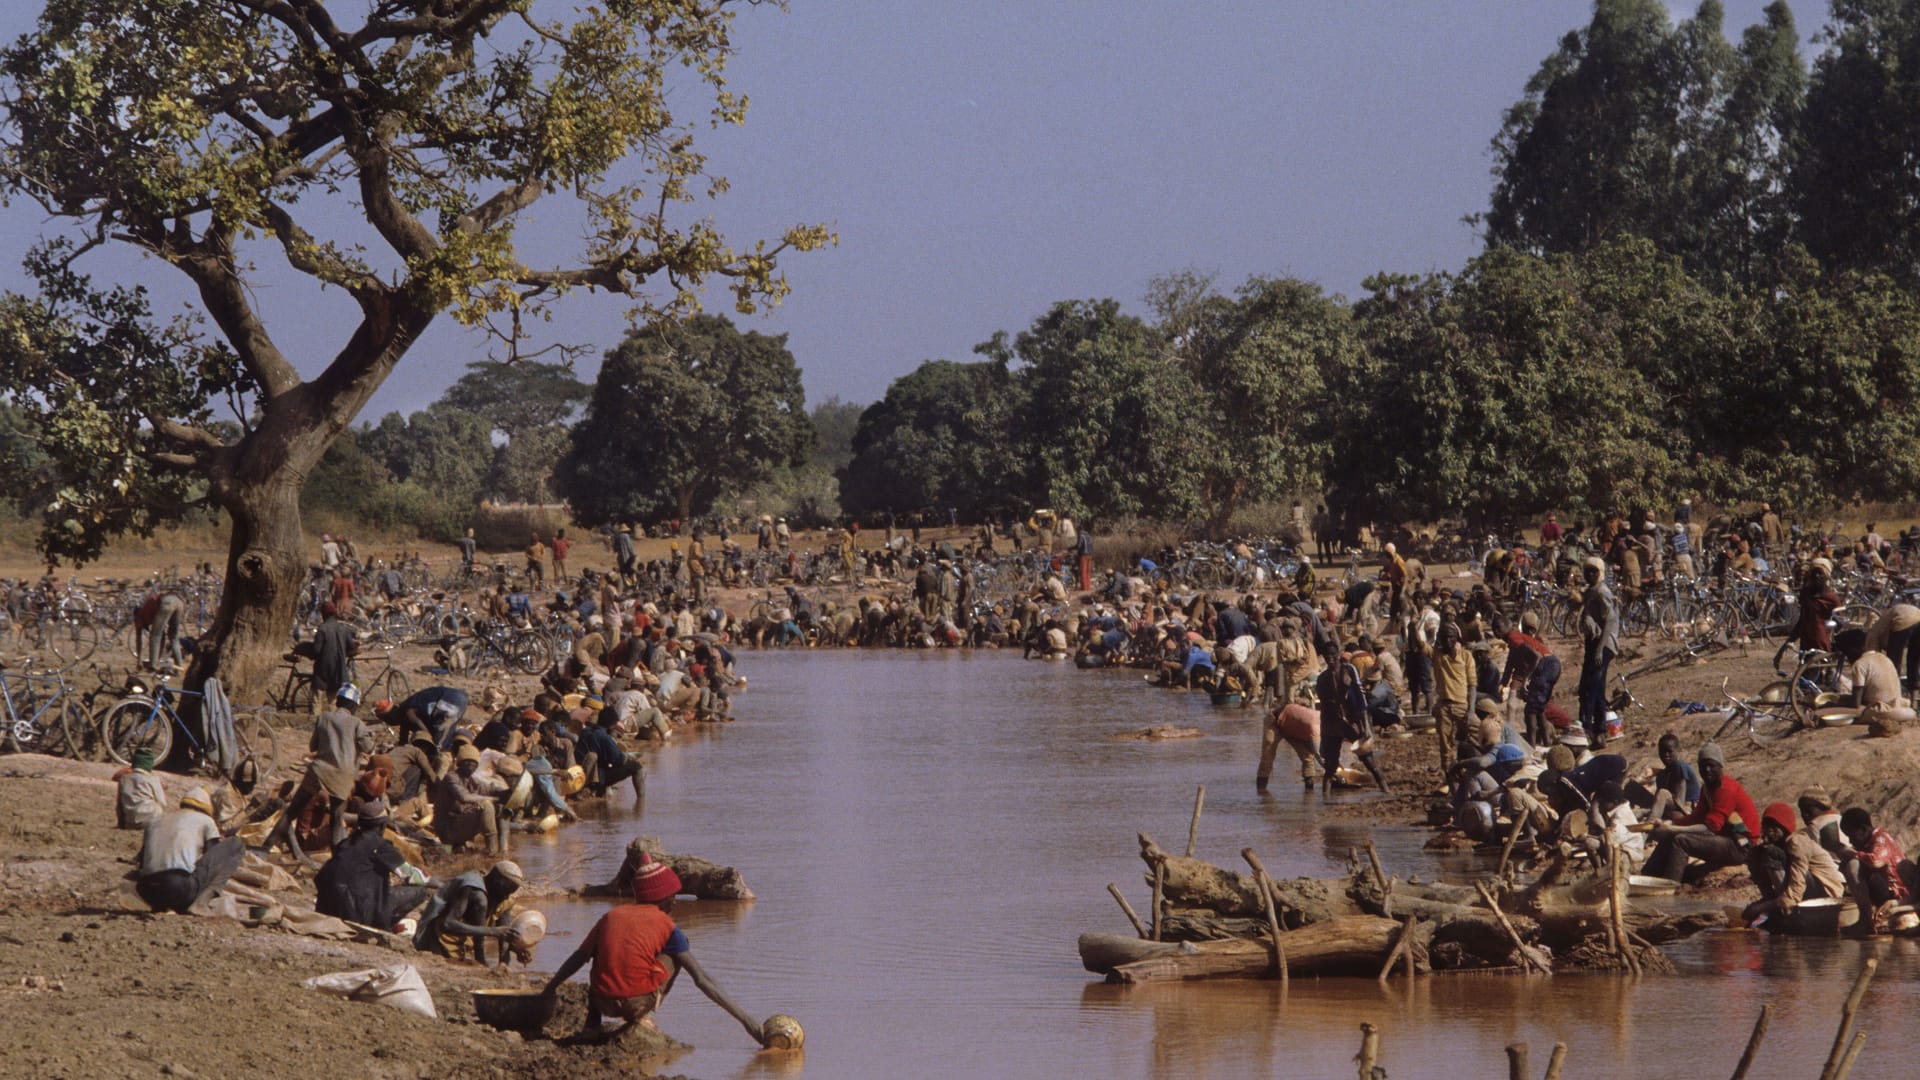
[{"x1": 508, "y1": 651, "x2": 1920, "y2": 1079}]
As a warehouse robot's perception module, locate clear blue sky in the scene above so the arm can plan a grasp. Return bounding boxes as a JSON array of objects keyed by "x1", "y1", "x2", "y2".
[{"x1": 0, "y1": 1, "x2": 1779, "y2": 417}]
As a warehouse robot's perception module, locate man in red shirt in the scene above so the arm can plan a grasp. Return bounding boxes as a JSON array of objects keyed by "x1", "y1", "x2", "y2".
[
  {"x1": 1644, "y1": 742, "x2": 1759, "y2": 883},
  {"x1": 542, "y1": 854, "x2": 769, "y2": 1045},
  {"x1": 551, "y1": 529, "x2": 572, "y2": 585}
]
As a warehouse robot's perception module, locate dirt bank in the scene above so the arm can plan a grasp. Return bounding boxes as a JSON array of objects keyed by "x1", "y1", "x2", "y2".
[{"x1": 0, "y1": 754, "x2": 711, "y2": 1080}]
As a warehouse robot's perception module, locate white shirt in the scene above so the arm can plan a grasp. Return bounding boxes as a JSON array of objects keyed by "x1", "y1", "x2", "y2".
[{"x1": 139, "y1": 809, "x2": 219, "y2": 875}]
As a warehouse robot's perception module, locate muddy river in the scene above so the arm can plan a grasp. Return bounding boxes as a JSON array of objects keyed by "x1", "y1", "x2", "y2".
[{"x1": 510, "y1": 651, "x2": 1920, "y2": 1079}]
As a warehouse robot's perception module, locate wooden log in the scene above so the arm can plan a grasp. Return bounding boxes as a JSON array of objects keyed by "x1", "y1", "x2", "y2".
[
  {"x1": 1156, "y1": 912, "x2": 1271, "y2": 941},
  {"x1": 1832, "y1": 1030, "x2": 1867, "y2": 1080},
  {"x1": 1357, "y1": 1022, "x2": 1380, "y2": 1080},
  {"x1": 1138, "y1": 832, "x2": 1362, "y2": 923},
  {"x1": 1242, "y1": 849, "x2": 1287, "y2": 984},
  {"x1": 1365, "y1": 840, "x2": 1392, "y2": 919},
  {"x1": 1729, "y1": 1004, "x2": 1771, "y2": 1080},
  {"x1": 1107, "y1": 882, "x2": 1148, "y2": 939},
  {"x1": 1819, "y1": 959, "x2": 1877, "y2": 1080},
  {"x1": 1186, "y1": 785, "x2": 1205, "y2": 857},
  {"x1": 1476, "y1": 881, "x2": 1549, "y2": 974},
  {"x1": 1086, "y1": 916, "x2": 1429, "y2": 983},
  {"x1": 1151, "y1": 860, "x2": 1165, "y2": 942},
  {"x1": 1543, "y1": 1042, "x2": 1567, "y2": 1080},
  {"x1": 1504, "y1": 1043, "x2": 1528, "y2": 1080}
]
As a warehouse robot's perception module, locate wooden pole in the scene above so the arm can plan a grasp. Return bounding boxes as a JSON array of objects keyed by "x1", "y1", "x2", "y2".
[
  {"x1": 1402, "y1": 914, "x2": 1415, "y2": 979},
  {"x1": 1357, "y1": 1022, "x2": 1380, "y2": 1080},
  {"x1": 1242, "y1": 848, "x2": 1289, "y2": 984},
  {"x1": 1107, "y1": 882, "x2": 1148, "y2": 939},
  {"x1": 1375, "y1": 915, "x2": 1419, "y2": 981},
  {"x1": 1365, "y1": 839, "x2": 1392, "y2": 918},
  {"x1": 1542, "y1": 1043, "x2": 1567, "y2": 1080},
  {"x1": 1475, "y1": 881, "x2": 1544, "y2": 974},
  {"x1": 1607, "y1": 849, "x2": 1640, "y2": 976},
  {"x1": 1504, "y1": 1042, "x2": 1528, "y2": 1080},
  {"x1": 1496, "y1": 811, "x2": 1526, "y2": 879},
  {"x1": 1150, "y1": 860, "x2": 1165, "y2": 943},
  {"x1": 1832, "y1": 1030, "x2": 1867, "y2": 1080},
  {"x1": 1728, "y1": 1004, "x2": 1771, "y2": 1080},
  {"x1": 1819, "y1": 959, "x2": 1877, "y2": 1080},
  {"x1": 1186, "y1": 785, "x2": 1206, "y2": 857}
]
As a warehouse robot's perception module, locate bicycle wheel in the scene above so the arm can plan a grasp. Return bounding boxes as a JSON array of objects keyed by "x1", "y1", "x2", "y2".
[
  {"x1": 101, "y1": 697, "x2": 173, "y2": 765},
  {"x1": 509, "y1": 632, "x2": 548, "y2": 674},
  {"x1": 1746, "y1": 686, "x2": 1803, "y2": 746},
  {"x1": 48, "y1": 618, "x2": 101, "y2": 665},
  {"x1": 232, "y1": 708, "x2": 281, "y2": 780},
  {"x1": 369, "y1": 664, "x2": 412, "y2": 702}
]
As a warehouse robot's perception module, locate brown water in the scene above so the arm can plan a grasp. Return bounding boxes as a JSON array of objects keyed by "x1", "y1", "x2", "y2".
[{"x1": 511, "y1": 650, "x2": 1920, "y2": 1079}]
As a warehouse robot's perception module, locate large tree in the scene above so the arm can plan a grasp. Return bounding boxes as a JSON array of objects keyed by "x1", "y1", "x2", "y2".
[
  {"x1": 837, "y1": 358, "x2": 1023, "y2": 518},
  {"x1": 557, "y1": 313, "x2": 812, "y2": 525},
  {"x1": 0, "y1": 0, "x2": 826, "y2": 694}
]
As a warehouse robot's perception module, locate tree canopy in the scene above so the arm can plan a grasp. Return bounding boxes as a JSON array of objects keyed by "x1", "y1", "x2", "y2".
[{"x1": 558, "y1": 313, "x2": 811, "y2": 525}]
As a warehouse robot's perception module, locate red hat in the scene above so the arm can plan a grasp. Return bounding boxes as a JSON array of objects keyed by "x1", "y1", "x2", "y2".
[
  {"x1": 1543, "y1": 702, "x2": 1574, "y2": 730},
  {"x1": 631, "y1": 854, "x2": 682, "y2": 904},
  {"x1": 519, "y1": 707, "x2": 542, "y2": 723},
  {"x1": 1762, "y1": 802, "x2": 1797, "y2": 836}
]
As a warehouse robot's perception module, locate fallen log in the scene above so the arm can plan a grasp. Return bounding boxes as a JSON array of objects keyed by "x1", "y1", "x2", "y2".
[
  {"x1": 1080, "y1": 915, "x2": 1432, "y2": 982},
  {"x1": 1138, "y1": 832, "x2": 1362, "y2": 924},
  {"x1": 577, "y1": 836, "x2": 755, "y2": 901}
]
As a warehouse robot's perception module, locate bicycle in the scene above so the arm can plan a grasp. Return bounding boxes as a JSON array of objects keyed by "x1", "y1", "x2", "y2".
[
  {"x1": 1769, "y1": 642, "x2": 1845, "y2": 730},
  {"x1": 98, "y1": 678, "x2": 280, "y2": 779},
  {"x1": 352, "y1": 642, "x2": 413, "y2": 703},
  {"x1": 0, "y1": 664, "x2": 88, "y2": 757},
  {"x1": 1707, "y1": 677, "x2": 1802, "y2": 748}
]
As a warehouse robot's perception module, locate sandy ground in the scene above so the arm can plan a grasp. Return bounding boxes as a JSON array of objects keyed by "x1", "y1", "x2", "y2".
[{"x1": 0, "y1": 752, "x2": 721, "y2": 1080}]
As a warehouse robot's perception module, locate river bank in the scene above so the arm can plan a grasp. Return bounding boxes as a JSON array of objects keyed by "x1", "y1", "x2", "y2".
[{"x1": 0, "y1": 753, "x2": 692, "y2": 1080}]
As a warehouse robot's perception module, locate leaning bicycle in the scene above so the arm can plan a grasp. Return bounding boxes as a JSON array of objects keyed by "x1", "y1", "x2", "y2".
[
  {"x1": 98, "y1": 677, "x2": 280, "y2": 780},
  {"x1": 0, "y1": 663, "x2": 88, "y2": 757}
]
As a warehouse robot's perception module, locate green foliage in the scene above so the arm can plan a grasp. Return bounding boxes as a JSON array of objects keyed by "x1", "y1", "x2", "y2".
[
  {"x1": 0, "y1": 0, "x2": 827, "y2": 569},
  {"x1": 439, "y1": 361, "x2": 590, "y2": 440},
  {"x1": 1014, "y1": 299, "x2": 1204, "y2": 525},
  {"x1": 808, "y1": 396, "x2": 865, "y2": 472},
  {"x1": 838, "y1": 359, "x2": 1023, "y2": 517},
  {"x1": 558, "y1": 313, "x2": 811, "y2": 525},
  {"x1": 490, "y1": 423, "x2": 572, "y2": 504}
]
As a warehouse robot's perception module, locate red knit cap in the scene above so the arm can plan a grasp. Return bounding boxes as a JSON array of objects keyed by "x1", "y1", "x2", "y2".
[
  {"x1": 631, "y1": 854, "x2": 682, "y2": 903},
  {"x1": 1762, "y1": 802, "x2": 1797, "y2": 836}
]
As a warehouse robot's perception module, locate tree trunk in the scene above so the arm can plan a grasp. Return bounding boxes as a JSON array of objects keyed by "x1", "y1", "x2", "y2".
[
  {"x1": 677, "y1": 484, "x2": 694, "y2": 526},
  {"x1": 187, "y1": 476, "x2": 307, "y2": 704}
]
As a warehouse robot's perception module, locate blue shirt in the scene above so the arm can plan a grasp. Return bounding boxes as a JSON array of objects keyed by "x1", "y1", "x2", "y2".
[{"x1": 577, "y1": 725, "x2": 628, "y2": 770}]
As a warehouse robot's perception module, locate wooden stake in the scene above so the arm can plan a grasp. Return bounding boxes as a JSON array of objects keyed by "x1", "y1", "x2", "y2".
[
  {"x1": 1504, "y1": 1042, "x2": 1528, "y2": 1080},
  {"x1": 1186, "y1": 785, "x2": 1206, "y2": 857},
  {"x1": 1608, "y1": 849, "x2": 1640, "y2": 976},
  {"x1": 1402, "y1": 915, "x2": 1415, "y2": 979},
  {"x1": 1150, "y1": 860, "x2": 1165, "y2": 942},
  {"x1": 1107, "y1": 882, "x2": 1148, "y2": 939},
  {"x1": 1542, "y1": 1042, "x2": 1567, "y2": 1080},
  {"x1": 1375, "y1": 915, "x2": 1418, "y2": 982},
  {"x1": 1365, "y1": 839, "x2": 1392, "y2": 918},
  {"x1": 1819, "y1": 959, "x2": 1877, "y2": 1080},
  {"x1": 1475, "y1": 881, "x2": 1545, "y2": 974},
  {"x1": 1728, "y1": 1004, "x2": 1771, "y2": 1080},
  {"x1": 1832, "y1": 1030, "x2": 1867, "y2": 1080},
  {"x1": 1357, "y1": 1022, "x2": 1379, "y2": 1080},
  {"x1": 1496, "y1": 810, "x2": 1526, "y2": 879},
  {"x1": 1242, "y1": 848, "x2": 1289, "y2": 984}
]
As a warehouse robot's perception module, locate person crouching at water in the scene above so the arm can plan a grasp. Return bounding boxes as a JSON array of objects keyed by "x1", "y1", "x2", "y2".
[
  {"x1": 136, "y1": 787, "x2": 245, "y2": 914},
  {"x1": 542, "y1": 855, "x2": 770, "y2": 1047},
  {"x1": 1317, "y1": 647, "x2": 1388, "y2": 796},
  {"x1": 1741, "y1": 802, "x2": 1844, "y2": 928},
  {"x1": 1256, "y1": 701, "x2": 1321, "y2": 792},
  {"x1": 414, "y1": 859, "x2": 529, "y2": 969}
]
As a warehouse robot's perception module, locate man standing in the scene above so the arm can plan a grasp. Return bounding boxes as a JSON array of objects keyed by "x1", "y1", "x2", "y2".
[
  {"x1": 458, "y1": 528, "x2": 477, "y2": 579},
  {"x1": 143, "y1": 590, "x2": 186, "y2": 672},
  {"x1": 552, "y1": 529, "x2": 572, "y2": 585},
  {"x1": 525, "y1": 532, "x2": 547, "y2": 589},
  {"x1": 614, "y1": 523, "x2": 638, "y2": 584},
  {"x1": 1075, "y1": 520, "x2": 1095, "y2": 593},
  {"x1": 308, "y1": 603, "x2": 359, "y2": 712},
  {"x1": 136, "y1": 786, "x2": 245, "y2": 914},
  {"x1": 264, "y1": 685, "x2": 373, "y2": 857},
  {"x1": 1576, "y1": 557, "x2": 1618, "y2": 744},
  {"x1": 541, "y1": 854, "x2": 769, "y2": 1046}
]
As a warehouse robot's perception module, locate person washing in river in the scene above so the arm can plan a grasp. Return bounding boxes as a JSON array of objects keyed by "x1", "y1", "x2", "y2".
[{"x1": 542, "y1": 854, "x2": 771, "y2": 1047}]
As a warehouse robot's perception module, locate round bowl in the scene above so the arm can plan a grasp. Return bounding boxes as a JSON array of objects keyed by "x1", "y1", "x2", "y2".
[{"x1": 471, "y1": 988, "x2": 557, "y2": 1033}]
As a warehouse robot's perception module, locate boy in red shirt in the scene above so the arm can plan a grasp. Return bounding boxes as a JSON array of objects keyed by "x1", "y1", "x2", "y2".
[
  {"x1": 1644, "y1": 742, "x2": 1759, "y2": 883},
  {"x1": 542, "y1": 854, "x2": 769, "y2": 1045}
]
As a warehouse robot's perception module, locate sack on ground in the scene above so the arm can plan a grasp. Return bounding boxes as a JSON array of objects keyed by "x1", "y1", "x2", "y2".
[{"x1": 303, "y1": 964, "x2": 438, "y2": 1019}]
